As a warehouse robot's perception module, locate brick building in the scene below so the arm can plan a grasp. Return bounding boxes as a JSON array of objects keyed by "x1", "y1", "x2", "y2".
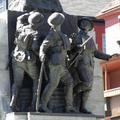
[{"x1": 97, "y1": 0, "x2": 120, "y2": 119}]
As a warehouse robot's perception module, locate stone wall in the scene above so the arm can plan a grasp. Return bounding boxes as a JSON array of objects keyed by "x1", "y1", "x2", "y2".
[
  {"x1": 85, "y1": 58, "x2": 105, "y2": 116},
  {"x1": 0, "y1": 10, "x2": 11, "y2": 120}
]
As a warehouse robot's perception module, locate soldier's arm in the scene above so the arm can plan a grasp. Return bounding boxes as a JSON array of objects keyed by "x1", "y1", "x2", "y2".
[
  {"x1": 16, "y1": 13, "x2": 29, "y2": 31},
  {"x1": 39, "y1": 31, "x2": 53, "y2": 59},
  {"x1": 94, "y1": 50, "x2": 111, "y2": 60},
  {"x1": 69, "y1": 33, "x2": 78, "y2": 48},
  {"x1": 32, "y1": 32, "x2": 40, "y2": 56}
]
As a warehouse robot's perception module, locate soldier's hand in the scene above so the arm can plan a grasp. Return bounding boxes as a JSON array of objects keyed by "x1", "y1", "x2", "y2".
[
  {"x1": 77, "y1": 44, "x2": 83, "y2": 48},
  {"x1": 109, "y1": 53, "x2": 120, "y2": 60},
  {"x1": 111, "y1": 53, "x2": 120, "y2": 57},
  {"x1": 77, "y1": 44, "x2": 85, "y2": 51},
  {"x1": 40, "y1": 54, "x2": 45, "y2": 62}
]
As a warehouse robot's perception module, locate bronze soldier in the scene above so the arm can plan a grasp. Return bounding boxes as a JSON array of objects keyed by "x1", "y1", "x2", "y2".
[
  {"x1": 39, "y1": 12, "x2": 76, "y2": 113},
  {"x1": 69, "y1": 18, "x2": 112, "y2": 114},
  {"x1": 10, "y1": 12, "x2": 44, "y2": 111}
]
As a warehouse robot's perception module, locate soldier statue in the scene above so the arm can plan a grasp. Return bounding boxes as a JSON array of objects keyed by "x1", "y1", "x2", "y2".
[
  {"x1": 39, "y1": 12, "x2": 76, "y2": 113},
  {"x1": 69, "y1": 17, "x2": 112, "y2": 114},
  {"x1": 10, "y1": 11, "x2": 44, "y2": 111}
]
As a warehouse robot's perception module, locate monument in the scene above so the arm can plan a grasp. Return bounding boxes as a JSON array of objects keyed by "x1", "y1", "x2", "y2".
[{"x1": 0, "y1": 0, "x2": 110, "y2": 120}]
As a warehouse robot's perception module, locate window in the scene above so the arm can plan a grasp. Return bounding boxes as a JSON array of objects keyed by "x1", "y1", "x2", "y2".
[{"x1": 102, "y1": 33, "x2": 106, "y2": 53}]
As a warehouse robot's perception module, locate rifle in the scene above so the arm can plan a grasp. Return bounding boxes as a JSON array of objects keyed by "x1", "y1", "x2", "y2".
[
  {"x1": 36, "y1": 56, "x2": 46, "y2": 112},
  {"x1": 68, "y1": 35, "x2": 93, "y2": 68}
]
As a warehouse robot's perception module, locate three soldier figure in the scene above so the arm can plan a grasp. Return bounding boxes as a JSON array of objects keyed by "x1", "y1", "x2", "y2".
[{"x1": 10, "y1": 11, "x2": 112, "y2": 113}]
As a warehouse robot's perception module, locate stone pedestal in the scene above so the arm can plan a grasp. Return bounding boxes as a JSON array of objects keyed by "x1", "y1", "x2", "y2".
[
  {"x1": 85, "y1": 58, "x2": 105, "y2": 116},
  {"x1": 6, "y1": 112, "x2": 104, "y2": 120},
  {"x1": 6, "y1": 113, "x2": 27, "y2": 120}
]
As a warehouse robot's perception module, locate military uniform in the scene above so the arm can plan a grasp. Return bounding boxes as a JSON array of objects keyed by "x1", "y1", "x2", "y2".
[
  {"x1": 71, "y1": 29, "x2": 111, "y2": 113},
  {"x1": 39, "y1": 27, "x2": 75, "y2": 112},
  {"x1": 10, "y1": 12, "x2": 44, "y2": 111},
  {"x1": 72, "y1": 30, "x2": 96, "y2": 92},
  {"x1": 40, "y1": 30, "x2": 73, "y2": 110}
]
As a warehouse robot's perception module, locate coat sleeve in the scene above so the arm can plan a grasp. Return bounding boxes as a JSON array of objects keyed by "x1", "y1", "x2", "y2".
[
  {"x1": 31, "y1": 32, "x2": 40, "y2": 56},
  {"x1": 94, "y1": 50, "x2": 111, "y2": 60},
  {"x1": 39, "y1": 31, "x2": 53, "y2": 57}
]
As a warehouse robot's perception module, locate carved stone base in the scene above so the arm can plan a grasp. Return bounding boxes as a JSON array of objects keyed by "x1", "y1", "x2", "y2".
[{"x1": 6, "y1": 112, "x2": 104, "y2": 120}]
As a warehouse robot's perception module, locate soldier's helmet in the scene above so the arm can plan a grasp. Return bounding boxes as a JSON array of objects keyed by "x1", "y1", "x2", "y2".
[
  {"x1": 17, "y1": 13, "x2": 29, "y2": 24},
  {"x1": 47, "y1": 12, "x2": 65, "y2": 27},
  {"x1": 28, "y1": 12, "x2": 44, "y2": 25},
  {"x1": 78, "y1": 17, "x2": 93, "y2": 31}
]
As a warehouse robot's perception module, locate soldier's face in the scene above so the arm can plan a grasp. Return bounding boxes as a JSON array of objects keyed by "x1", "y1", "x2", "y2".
[
  {"x1": 31, "y1": 23, "x2": 41, "y2": 30},
  {"x1": 80, "y1": 20, "x2": 93, "y2": 32}
]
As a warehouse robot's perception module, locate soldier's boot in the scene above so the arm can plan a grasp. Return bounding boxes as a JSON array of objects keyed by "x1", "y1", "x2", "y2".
[
  {"x1": 80, "y1": 91, "x2": 92, "y2": 114},
  {"x1": 73, "y1": 93, "x2": 82, "y2": 113},
  {"x1": 31, "y1": 80, "x2": 38, "y2": 111},
  {"x1": 65, "y1": 84, "x2": 77, "y2": 113},
  {"x1": 66, "y1": 105, "x2": 77, "y2": 113},
  {"x1": 10, "y1": 95, "x2": 17, "y2": 108},
  {"x1": 39, "y1": 95, "x2": 52, "y2": 113},
  {"x1": 31, "y1": 93, "x2": 37, "y2": 111},
  {"x1": 39, "y1": 84, "x2": 54, "y2": 113},
  {"x1": 39, "y1": 104, "x2": 52, "y2": 113}
]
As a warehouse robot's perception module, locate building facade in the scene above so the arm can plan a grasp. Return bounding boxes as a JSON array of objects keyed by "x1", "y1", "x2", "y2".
[
  {"x1": 97, "y1": 0, "x2": 120, "y2": 55},
  {"x1": 97, "y1": 0, "x2": 120, "y2": 119}
]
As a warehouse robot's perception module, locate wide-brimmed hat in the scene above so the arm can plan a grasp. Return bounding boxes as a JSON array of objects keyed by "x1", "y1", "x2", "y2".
[
  {"x1": 47, "y1": 12, "x2": 65, "y2": 27},
  {"x1": 78, "y1": 17, "x2": 93, "y2": 31}
]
